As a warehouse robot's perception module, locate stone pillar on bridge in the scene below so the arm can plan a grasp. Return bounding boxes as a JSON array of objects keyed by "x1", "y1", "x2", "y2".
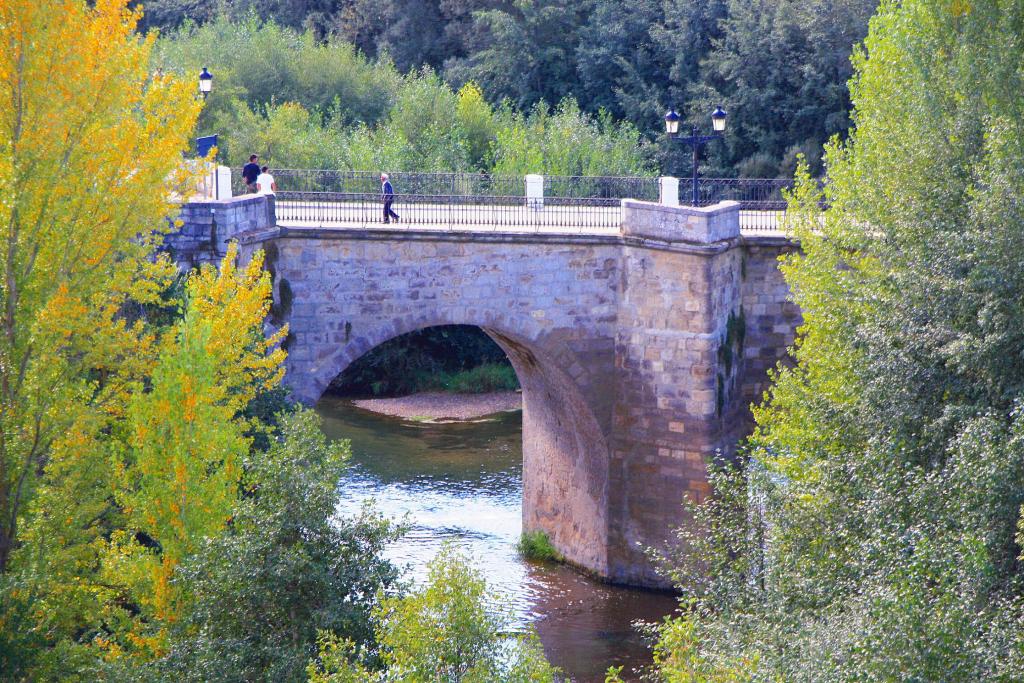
[
  {"x1": 525, "y1": 174, "x2": 544, "y2": 209},
  {"x1": 658, "y1": 176, "x2": 680, "y2": 207},
  {"x1": 166, "y1": 194, "x2": 275, "y2": 270},
  {"x1": 608, "y1": 200, "x2": 744, "y2": 585}
]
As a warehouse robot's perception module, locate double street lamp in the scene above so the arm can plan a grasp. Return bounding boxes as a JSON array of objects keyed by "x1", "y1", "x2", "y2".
[{"x1": 664, "y1": 106, "x2": 728, "y2": 206}]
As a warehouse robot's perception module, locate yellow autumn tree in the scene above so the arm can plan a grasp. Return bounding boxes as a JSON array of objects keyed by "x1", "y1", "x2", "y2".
[
  {"x1": 0, "y1": 2, "x2": 292, "y2": 674},
  {"x1": 77, "y1": 244, "x2": 285, "y2": 659},
  {"x1": 0, "y1": 0, "x2": 287, "y2": 674},
  {"x1": 0, "y1": 0, "x2": 201, "y2": 573}
]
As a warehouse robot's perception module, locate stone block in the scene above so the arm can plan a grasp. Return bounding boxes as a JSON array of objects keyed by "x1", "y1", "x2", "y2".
[{"x1": 621, "y1": 200, "x2": 740, "y2": 243}]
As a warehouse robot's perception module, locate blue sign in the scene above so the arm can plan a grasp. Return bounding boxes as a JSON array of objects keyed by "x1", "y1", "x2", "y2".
[{"x1": 196, "y1": 134, "x2": 218, "y2": 159}]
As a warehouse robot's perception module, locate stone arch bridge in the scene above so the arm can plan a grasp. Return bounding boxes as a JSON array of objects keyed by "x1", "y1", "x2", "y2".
[{"x1": 171, "y1": 195, "x2": 799, "y2": 587}]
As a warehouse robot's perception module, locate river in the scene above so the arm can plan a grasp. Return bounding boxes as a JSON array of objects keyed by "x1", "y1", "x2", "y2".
[{"x1": 316, "y1": 394, "x2": 678, "y2": 682}]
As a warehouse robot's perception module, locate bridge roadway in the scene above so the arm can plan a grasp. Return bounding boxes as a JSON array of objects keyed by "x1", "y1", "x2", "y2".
[{"x1": 273, "y1": 198, "x2": 784, "y2": 234}]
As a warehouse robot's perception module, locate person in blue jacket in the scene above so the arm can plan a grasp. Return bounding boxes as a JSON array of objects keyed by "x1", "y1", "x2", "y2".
[
  {"x1": 242, "y1": 154, "x2": 261, "y2": 193},
  {"x1": 381, "y1": 173, "x2": 400, "y2": 223}
]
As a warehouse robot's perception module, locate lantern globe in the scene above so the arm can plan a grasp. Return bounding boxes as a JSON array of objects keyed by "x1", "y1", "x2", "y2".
[
  {"x1": 198, "y1": 67, "x2": 213, "y2": 94},
  {"x1": 711, "y1": 106, "x2": 727, "y2": 132},
  {"x1": 664, "y1": 109, "x2": 681, "y2": 136}
]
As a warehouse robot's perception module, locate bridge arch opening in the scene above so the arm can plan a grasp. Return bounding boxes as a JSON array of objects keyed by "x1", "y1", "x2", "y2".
[
  {"x1": 328, "y1": 325, "x2": 517, "y2": 398},
  {"x1": 309, "y1": 322, "x2": 613, "y2": 577}
]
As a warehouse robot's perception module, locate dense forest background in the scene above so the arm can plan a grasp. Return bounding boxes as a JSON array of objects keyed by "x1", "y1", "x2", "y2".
[{"x1": 141, "y1": 0, "x2": 877, "y2": 177}]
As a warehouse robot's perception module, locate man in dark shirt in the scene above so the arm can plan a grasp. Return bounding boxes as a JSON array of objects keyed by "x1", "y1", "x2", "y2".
[
  {"x1": 242, "y1": 155, "x2": 261, "y2": 193},
  {"x1": 381, "y1": 173, "x2": 400, "y2": 223}
]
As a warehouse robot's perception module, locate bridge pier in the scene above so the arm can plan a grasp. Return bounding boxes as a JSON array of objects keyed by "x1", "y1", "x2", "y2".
[
  {"x1": 174, "y1": 195, "x2": 798, "y2": 588},
  {"x1": 609, "y1": 201, "x2": 747, "y2": 584}
]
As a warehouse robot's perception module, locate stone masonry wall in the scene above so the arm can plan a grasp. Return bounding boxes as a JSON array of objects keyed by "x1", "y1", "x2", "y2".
[
  {"x1": 738, "y1": 237, "x2": 802, "y2": 420},
  {"x1": 622, "y1": 199, "x2": 741, "y2": 244},
  {"x1": 167, "y1": 194, "x2": 274, "y2": 269},
  {"x1": 609, "y1": 200, "x2": 745, "y2": 585},
  {"x1": 257, "y1": 230, "x2": 623, "y2": 578}
]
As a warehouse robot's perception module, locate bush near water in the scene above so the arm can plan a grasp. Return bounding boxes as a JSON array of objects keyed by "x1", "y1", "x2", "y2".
[{"x1": 517, "y1": 531, "x2": 561, "y2": 563}]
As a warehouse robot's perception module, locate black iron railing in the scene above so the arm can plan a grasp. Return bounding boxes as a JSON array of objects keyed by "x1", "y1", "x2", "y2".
[
  {"x1": 274, "y1": 192, "x2": 622, "y2": 232},
  {"x1": 543, "y1": 175, "x2": 661, "y2": 201},
  {"x1": 233, "y1": 170, "x2": 793, "y2": 231},
  {"x1": 235, "y1": 170, "x2": 526, "y2": 197},
  {"x1": 695, "y1": 177, "x2": 791, "y2": 209}
]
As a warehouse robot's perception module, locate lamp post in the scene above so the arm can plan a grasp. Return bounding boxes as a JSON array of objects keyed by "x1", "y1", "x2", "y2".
[
  {"x1": 665, "y1": 106, "x2": 727, "y2": 206},
  {"x1": 198, "y1": 67, "x2": 213, "y2": 99}
]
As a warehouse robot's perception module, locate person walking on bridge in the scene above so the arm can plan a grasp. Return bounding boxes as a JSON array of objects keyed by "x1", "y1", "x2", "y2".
[
  {"x1": 256, "y1": 166, "x2": 277, "y2": 195},
  {"x1": 242, "y1": 154, "x2": 261, "y2": 193},
  {"x1": 381, "y1": 173, "x2": 399, "y2": 224}
]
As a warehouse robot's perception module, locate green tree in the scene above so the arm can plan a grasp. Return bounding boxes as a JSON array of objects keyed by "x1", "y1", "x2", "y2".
[
  {"x1": 490, "y1": 99, "x2": 655, "y2": 177},
  {"x1": 382, "y1": 68, "x2": 470, "y2": 171},
  {"x1": 644, "y1": 0, "x2": 1024, "y2": 679},
  {"x1": 444, "y1": 0, "x2": 593, "y2": 111},
  {"x1": 693, "y1": 0, "x2": 876, "y2": 176},
  {"x1": 107, "y1": 410, "x2": 401, "y2": 682},
  {"x1": 455, "y1": 82, "x2": 498, "y2": 169},
  {"x1": 575, "y1": 0, "x2": 670, "y2": 121},
  {"x1": 154, "y1": 14, "x2": 400, "y2": 136},
  {"x1": 309, "y1": 545, "x2": 559, "y2": 682},
  {"x1": 139, "y1": 0, "x2": 879, "y2": 179},
  {"x1": 215, "y1": 100, "x2": 345, "y2": 168}
]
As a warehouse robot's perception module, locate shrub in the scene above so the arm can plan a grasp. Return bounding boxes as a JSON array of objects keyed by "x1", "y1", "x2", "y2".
[
  {"x1": 517, "y1": 531, "x2": 560, "y2": 562},
  {"x1": 308, "y1": 545, "x2": 560, "y2": 682},
  {"x1": 444, "y1": 363, "x2": 520, "y2": 394}
]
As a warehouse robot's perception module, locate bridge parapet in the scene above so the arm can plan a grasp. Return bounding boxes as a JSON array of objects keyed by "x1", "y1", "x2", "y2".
[
  {"x1": 622, "y1": 199, "x2": 741, "y2": 244},
  {"x1": 167, "y1": 194, "x2": 275, "y2": 269}
]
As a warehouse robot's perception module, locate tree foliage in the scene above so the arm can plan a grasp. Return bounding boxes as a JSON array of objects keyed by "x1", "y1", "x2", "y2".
[
  {"x1": 1, "y1": 239, "x2": 289, "y2": 676},
  {"x1": 153, "y1": 15, "x2": 655, "y2": 175},
  {"x1": 0, "y1": 0, "x2": 200, "y2": 577},
  {"x1": 143, "y1": 0, "x2": 877, "y2": 177},
  {"x1": 695, "y1": 0, "x2": 876, "y2": 176},
  {"x1": 105, "y1": 247, "x2": 287, "y2": 643},
  {"x1": 639, "y1": 0, "x2": 1024, "y2": 679},
  {"x1": 104, "y1": 410, "x2": 402, "y2": 682},
  {"x1": 308, "y1": 545, "x2": 560, "y2": 682}
]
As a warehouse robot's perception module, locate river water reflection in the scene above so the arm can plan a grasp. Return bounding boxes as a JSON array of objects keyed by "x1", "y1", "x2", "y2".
[{"x1": 316, "y1": 394, "x2": 677, "y2": 682}]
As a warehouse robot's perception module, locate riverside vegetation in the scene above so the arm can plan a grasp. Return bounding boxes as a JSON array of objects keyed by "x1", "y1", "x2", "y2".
[
  {"x1": 0, "y1": 2, "x2": 553, "y2": 680},
  {"x1": 517, "y1": 531, "x2": 561, "y2": 563},
  {"x1": 608, "y1": 0, "x2": 1024, "y2": 680}
]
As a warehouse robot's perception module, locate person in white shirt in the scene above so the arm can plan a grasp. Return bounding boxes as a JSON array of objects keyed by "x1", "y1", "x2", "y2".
[{"x1": 256, "y1": 166, "x2": 277, "y2": 194}]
